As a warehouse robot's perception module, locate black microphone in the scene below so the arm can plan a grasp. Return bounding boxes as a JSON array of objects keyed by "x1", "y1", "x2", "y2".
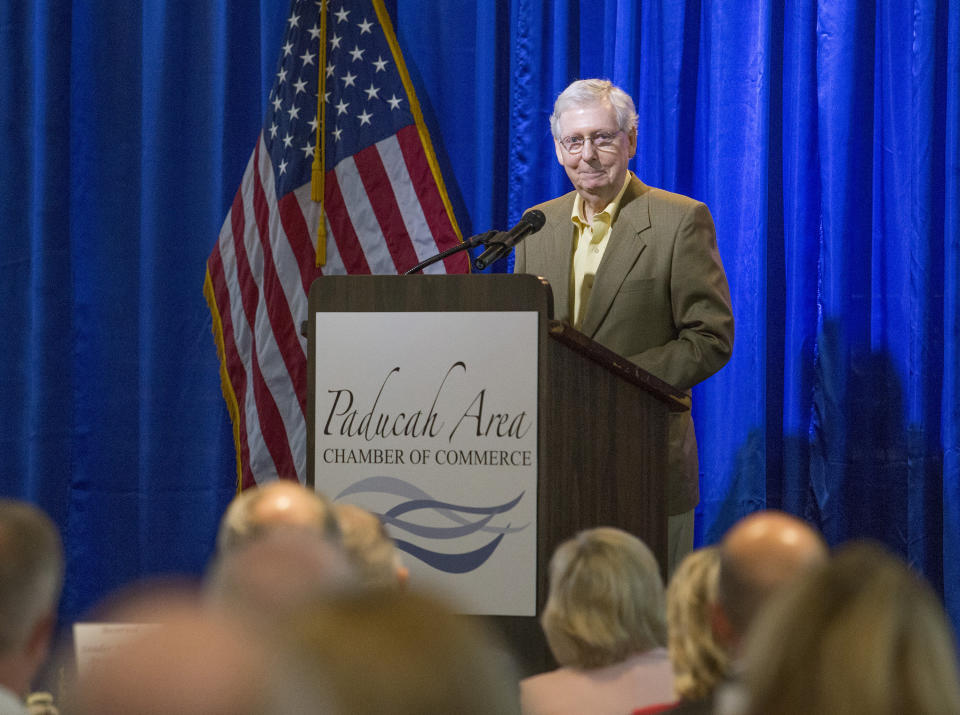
[{"x1": 473, "y1": 210, "x2": 546, "y2": 270}]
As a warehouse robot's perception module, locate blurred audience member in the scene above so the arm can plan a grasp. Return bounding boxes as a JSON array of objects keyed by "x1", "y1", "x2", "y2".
[
  {"x1": 713, "y1": 510, "x2": 827, "y2": 654},
  {"x1": 334, "y1": 503, "x2": 408, "y2": 590},
  {"x1": 704, "y1": 510, "x2": 827, "y2": 715},
  {"x1": 521, "y1": 527, "x2": 674, "y2": 715},
  {"x1": 216, "y1": 479, "x2": 340, "y2": 552},
  {"x1": 205, "y1": 527, "x2": 357, "y2": 625},
  {"x1": 70, "y1": 592, "x2": 272, "y2": 715},
  {"x1": 0, "y1": 499, "x2": 64, "y2": 715},
  {"x1": 663, "y1": 546, "x2": 727, "y2": 714},
  {"x1": 740, "y1": 540, "x2": 960, "y2": 715},
  {"x1": 273, "y1": 589, "x2": 520, "y2": 715}
]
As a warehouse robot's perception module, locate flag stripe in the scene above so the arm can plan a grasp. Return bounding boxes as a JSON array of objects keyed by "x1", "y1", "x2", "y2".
[
  {"x1": 278, "y1": 191, "x2": 323, "y2": 292},
  {"x1": 395, "y1": 124, "x2": 451, "y2": 242},
  {"x1": 229, "y1": 145, "x2": 299, "y2": 481},
  {"x1": 353, "y1": 142, "x2": 421, "y2": 273},
  {"x1": 264, "y1": 134, "x2": 324, "y2": 293},
  {"x1": 215, "y1": 188, "x2": 272, "y2": 489},
  {"x1": 248, "y1": 339, "x2": 298, "y2": 480},
  {"x1": 252, "y1": 141, "x2": 316, "y2": 383},
  {"x1": 221, "y1": 172, "x2": 268, "y2": 488},
  {"x1": 335, "y1": 156, "x2": 396, "y2": 272},
  {"x1": 395, "y1": 125, "x2": 469, "y2": 273},
  {"x1": 376, "y1": 134, "x2": 443, "y2": 274},
  {"x1": 222, "y1": 154, "x2": 287, "y2": 487},
  {"x1": 249, "y1": 141, "x2": 308, "y2": 418},
  {"x1": 257, "y1": 146, "x2": 320, "y2": 386},
  {"x1": 294, "y1": 184, "x2": 347, "y2": 275},
  {"x1": 324, "y1": 169, "x2": 372, "y2": 274}
]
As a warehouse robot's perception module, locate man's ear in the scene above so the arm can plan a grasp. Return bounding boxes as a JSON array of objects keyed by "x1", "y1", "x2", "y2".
[
  {"x1": 627, "y1": 128, "x2": 638, "y2": 159},
  {"x1": 554, "y1": 138, "x2": 565, "y2": 165},
  {"x1": 25, "y1": 612, "x2": 56, "y2": 663}
]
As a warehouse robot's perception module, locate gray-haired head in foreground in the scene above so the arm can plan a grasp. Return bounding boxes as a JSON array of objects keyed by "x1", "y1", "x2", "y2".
[
  {"x1": 333, "y1": 503, "x2": 408, "y2": 591},
  {"x1": 0, "y1": 499, "x2": 64, "y2": 662},
  {"x1": 550, "y1": 79, "x2": 639, "y2": 140}
]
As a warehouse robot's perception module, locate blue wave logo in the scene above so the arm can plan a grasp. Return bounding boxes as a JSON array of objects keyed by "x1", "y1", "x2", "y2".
[{"x1": 335, "y1": 476, "x2": 529, "y2": 574}]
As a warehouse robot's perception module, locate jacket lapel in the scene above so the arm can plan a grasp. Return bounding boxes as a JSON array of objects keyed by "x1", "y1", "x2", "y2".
[{"x1": 580, "y1": 177, "x2": 651, "y2": 337}]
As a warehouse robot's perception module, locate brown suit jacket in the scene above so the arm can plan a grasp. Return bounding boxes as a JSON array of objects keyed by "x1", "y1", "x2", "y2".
[{"x1": 514, "y1": 174, "x2": 734, "y2": 514}]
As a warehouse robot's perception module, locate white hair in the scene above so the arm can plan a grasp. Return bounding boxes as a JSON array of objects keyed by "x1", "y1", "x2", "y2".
[
  {"x1": 550, "y1": 79, "x2": 639, "y2": 139},
  {"x1": 334, "y1": 503, "x2": 404, "y2": 591}
]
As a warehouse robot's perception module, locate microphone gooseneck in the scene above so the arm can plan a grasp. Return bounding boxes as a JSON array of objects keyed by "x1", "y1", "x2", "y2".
[{"x1": 473, "y1": 210, "x2": 546, "y2": 270}]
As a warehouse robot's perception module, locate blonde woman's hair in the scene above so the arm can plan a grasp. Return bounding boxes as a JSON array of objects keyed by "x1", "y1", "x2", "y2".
[
  {"x1": 666, "y1": 546, "x2": 728, "y2": 700},
  {"x1": 742, "y1": 540, "x2": 960, "y2": 715},
  {"x1": 541, "y1": 527, "x2": 666, "y2": 669}
]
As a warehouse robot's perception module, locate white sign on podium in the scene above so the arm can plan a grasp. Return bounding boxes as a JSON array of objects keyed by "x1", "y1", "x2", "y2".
[{"x1": 313, "y1": 311, "x2": 538, "y2": 615}]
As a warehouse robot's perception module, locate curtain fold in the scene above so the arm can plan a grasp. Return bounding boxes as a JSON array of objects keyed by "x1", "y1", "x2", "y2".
[
  {"x1": 1, "y1": 0, "x2": 957, "y2": 632},
  {"x1": 941, "y1": 0, "x2": 959, "y2": 627}
]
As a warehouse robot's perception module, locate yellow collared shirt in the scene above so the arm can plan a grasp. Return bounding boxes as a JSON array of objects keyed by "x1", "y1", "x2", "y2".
[{"x1": 569, "y1": 172, "x2": 633, "y2": 329}]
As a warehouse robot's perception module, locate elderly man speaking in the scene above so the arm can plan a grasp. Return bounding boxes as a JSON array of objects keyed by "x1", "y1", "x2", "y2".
[{"x1": 514, "y1": 79, "x2": 734, "y2": 571}]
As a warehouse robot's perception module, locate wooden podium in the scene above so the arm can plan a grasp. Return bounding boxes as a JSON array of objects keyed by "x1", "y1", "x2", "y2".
[{"x1": 305, "y1": 273, "x2": 689, "y2": 673}]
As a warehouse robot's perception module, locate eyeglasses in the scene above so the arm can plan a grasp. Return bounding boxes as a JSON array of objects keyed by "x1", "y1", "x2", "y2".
[{"x1": 558, "y1": 130, "x2": 622, "y2": 154}]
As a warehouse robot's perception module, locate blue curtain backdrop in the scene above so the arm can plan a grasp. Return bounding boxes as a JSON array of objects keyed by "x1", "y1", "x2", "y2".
[{"x1": 1, "y1": 0, "x2": 957, "y2": 638}]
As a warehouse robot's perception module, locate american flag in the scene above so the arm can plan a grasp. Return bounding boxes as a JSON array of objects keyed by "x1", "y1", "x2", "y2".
[{"x1": 205, "y1": 0, "x2": 469, "y2": 490}]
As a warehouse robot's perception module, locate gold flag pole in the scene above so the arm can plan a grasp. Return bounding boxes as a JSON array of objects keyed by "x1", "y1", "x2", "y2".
[{"x1": 311, "y1": 1, "x2": 328, "y2": 266}]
